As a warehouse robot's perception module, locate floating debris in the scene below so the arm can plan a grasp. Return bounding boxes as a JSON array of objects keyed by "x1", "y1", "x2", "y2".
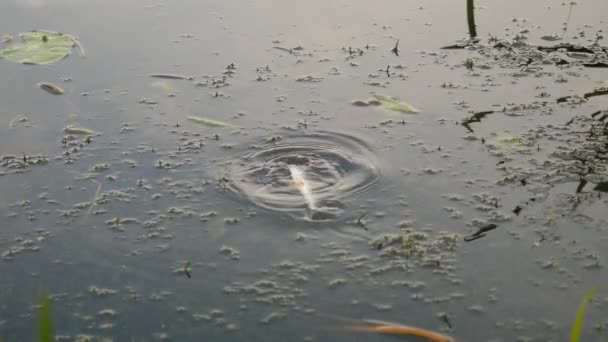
[
  {"x1": 63, "y1": 125, "x2": 95, "y2": 135},
  {"x1": 88, "y1": 286, "x2": 117, "y2": 297},
  {"x1": 183, "y1": 261, "x2": 191, "y2": 278},
  {"x1": 352, "y1": 99, "x2": 381, "y2": 107},
  {"x1": 391, "y1": 39, "x2": 399, "y2": 56},
  {"x1": 556, "y1": 88, "x2": 608, "y2": 104},
  {"x1": 219, "y1": 245, "x2": 240, "y2": 260},
  {"x1": 296, "y1": 75, "x2": 323, "y2": 83},
  {"x1": 148, "y1": 73, "x2": 193, "y2": 80},
  {"x1": 185, "y1": 115, "x2": 230, "y2": 128},
  {"x1": 8, "y1": 115, "x2": 29, "y2": 129},
  {"x1": 38, "y1": 82, "x2": 64, "y2": 95},
  {"x1": 137, "y1": 97, "x2": 158, "y2": 105},
  {"x1": 328, "y1": 278, "x2": 347, "y2": 289}
]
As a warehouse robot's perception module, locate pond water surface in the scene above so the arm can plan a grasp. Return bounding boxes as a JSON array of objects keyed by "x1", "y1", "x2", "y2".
[{"x1": 1, "y1": 0, "x2": 608, "y2": 341}]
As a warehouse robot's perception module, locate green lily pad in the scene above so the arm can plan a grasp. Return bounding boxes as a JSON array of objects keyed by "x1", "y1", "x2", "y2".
[
  {"x1": 186, "y1": 115, "x2": 231, "y2": 127},
  {"x1": 0, "y1": 31, "x2": 75, "y2": 65},
  {"x1": 374, "y1": 95, "x2": 419, "y2": 114}
]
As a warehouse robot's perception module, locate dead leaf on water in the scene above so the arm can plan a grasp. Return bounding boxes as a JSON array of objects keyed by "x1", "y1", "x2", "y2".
[
  {"x1": 185, "y1": 115, "x2": 231, "y2": 128},
  {"x1": 63, "y1": 125, "x2": 95, "y2": 135},
  {"x1": 38, "y1": 82, "x2": 64, "y2": 95}
]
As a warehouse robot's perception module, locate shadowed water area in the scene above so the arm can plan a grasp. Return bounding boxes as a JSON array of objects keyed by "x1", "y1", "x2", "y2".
[{"x1": 1, "y1": 0, "x2": 608, "y2": 341}]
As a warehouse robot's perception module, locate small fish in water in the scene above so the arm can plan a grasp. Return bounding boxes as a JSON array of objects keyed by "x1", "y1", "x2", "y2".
[
  {"x1": 288, "y1": 165, "x2": 315, "y2": 210},
  {"x1": 38, "y1": 82, "x2": 64, "y2": 95}
]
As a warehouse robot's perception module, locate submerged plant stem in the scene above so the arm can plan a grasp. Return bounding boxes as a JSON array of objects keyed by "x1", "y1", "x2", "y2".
[
  {"x1": 467, "y1": 0, "x2": 477, "y2": 39},
  {"x1": 83, "y1": 179, "x2": 102, "y2": 222}
]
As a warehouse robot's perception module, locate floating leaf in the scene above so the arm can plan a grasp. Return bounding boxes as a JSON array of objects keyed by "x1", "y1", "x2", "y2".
[
  {"x1": 186, "y1": 115, "x2": 230, "y2": 127},
  {"x1": 63, "y1": 125, "x2": 95, "y2": 135},
  {"x1": 38, "y1": 291, "x2": 53, "y2": 342},
  {"x1": 374, "y1": 95, "x2": 419, "y2": 114},
  {"x1": 150, "y1": 80, "x2": 176, "y2": 94},
  {"x1": 149, "y1": 73, "x2": 193, "y2": 80},
  {"x1": 38, "y1": 82, "x2": 64, "y2": 95},
  {"x1": 593, "y1": 182, "x2": 608, "y2": 192},
  {"x1": 487, "y1": 133, "x2": 526, "y2": 151},
  {"x1": 571, "y1": 287, "x2": 597, "y2": 342},
  {"x1": 0, "y1": 31, "x2": 74, "y2": 65}
]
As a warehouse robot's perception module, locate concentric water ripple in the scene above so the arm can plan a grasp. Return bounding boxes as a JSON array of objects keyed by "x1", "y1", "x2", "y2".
[{"x1": 227, "y1": 131, "x2": 380, "y2": 221}]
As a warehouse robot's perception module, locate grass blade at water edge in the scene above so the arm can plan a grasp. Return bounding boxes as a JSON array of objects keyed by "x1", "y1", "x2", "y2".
[
  {"x1": 571, "y1": 287, "x2": 597, "y2": 342},
  {"x1": 38, "y1": 291, "x2": 53, "y2": 342}
]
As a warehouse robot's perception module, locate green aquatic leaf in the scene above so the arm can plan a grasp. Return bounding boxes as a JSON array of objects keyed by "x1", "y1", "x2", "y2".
[
  {"x1": 571, "y1": 287, "x2": 597, "y2": 342},
  {"x1": 593, "y1": 182, "x2": 608, "y2": 192},
  {"x1": 38, "y1": 291, "x2": 53, "y2": 342},
  {"x1": 488, "y1": 133, "x2": 526, "y2": 151},
  {"x1": 0, "y1": 31, "x2": 74, "y2": 65},
  {"x1": 374, "y1": 95, "x2": 419, "y2": 114},
  {"x1": 186, "y1": 115, "x2": 231, "y2": 127},
  {"x1": 150, "y1": 80, "x2": 176, "y2": 94}
]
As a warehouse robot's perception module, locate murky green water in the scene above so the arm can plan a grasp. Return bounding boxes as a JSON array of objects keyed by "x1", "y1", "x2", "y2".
[{"x1": 2, "y1": 0, "x2": 608, "y2": 341}]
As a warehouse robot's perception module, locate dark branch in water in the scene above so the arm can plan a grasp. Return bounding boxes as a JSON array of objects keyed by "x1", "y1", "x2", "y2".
[
  {"x1": 512, "y1": 205, "x2": 522, "y2": 216},
  {"x1": 556, "y1": 88, "x2": 608, "y2": 104},
  {"x1": 584, "y1": 62, "x2": 608, "y2": 68},
  {"x1": 356, "y1": 213, "x2": 368, "y2": 230},
  {"x1": 274, "y1": 46, "x2": 293, "y2": 54},
  {"x1": 461, "y1": 110, "x2": 494, "y2": 132},
  {"x1": 576, "y1": 177, "x2": 588, "y2": 194},
  {"x1": 391, "y1": 39, "x2": 399, "y2": 56},
  {"x1": 536, "y1": 43, "x2": 595, "y2": 54},
  {"x1": 464, "y1": 224, "x2": 497, "y2": 242}
]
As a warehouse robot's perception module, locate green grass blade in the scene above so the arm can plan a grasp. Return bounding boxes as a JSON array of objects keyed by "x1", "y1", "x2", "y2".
[
  {"x1": 571, "y1": 287, "x2": 597, "y2": 342},
  {"x1": 38, "y1": 291, "x2": 53, "y2": 342}
]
